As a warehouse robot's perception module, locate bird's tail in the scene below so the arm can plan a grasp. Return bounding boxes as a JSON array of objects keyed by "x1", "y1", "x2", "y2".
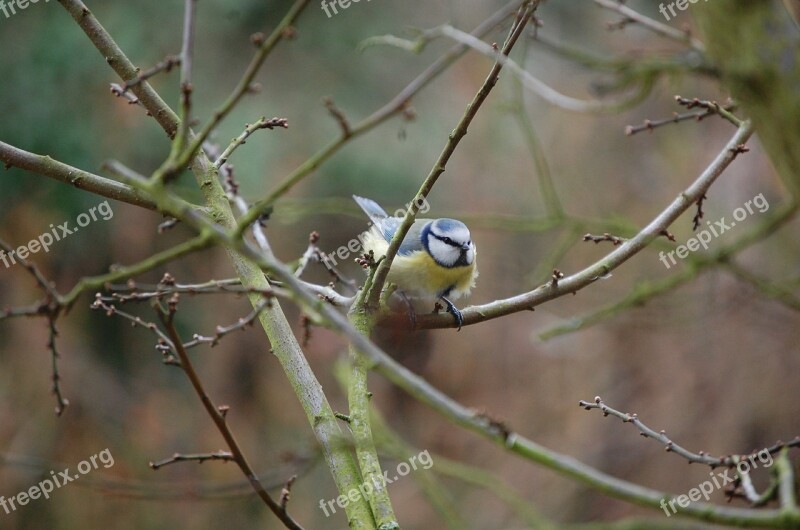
[{"x1": 353, "y1": 195, "x2": 389, "y2": 225}]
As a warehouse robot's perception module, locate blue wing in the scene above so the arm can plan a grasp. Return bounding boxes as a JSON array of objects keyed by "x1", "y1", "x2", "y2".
[
  {"x1": 379, "y1": 218, "x2": 429, "y2": 256},
  {"x1": 353, "y1": 196, "x2": 429, "y2": 256},
  {"x1": 353, "y1": 195, "x2": 388, "y2": 226}
]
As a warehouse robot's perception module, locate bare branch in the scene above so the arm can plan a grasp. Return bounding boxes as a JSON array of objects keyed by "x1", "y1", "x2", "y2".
[
  {"x1": 46, "y1": 315, "x2": 69, "y2": 416},
  {"x1": 151, "y1": 0, "x2": 310, "y2": 182},
  {"x1": 174, "y1": 0, "x2": 198, "y2": 157},
  {"x1": 578, "y1": 397, "x2": 800, "y2": 468},
  {"x1": 675, "y1": 95, "x2": 743, "y2": 128},
  {"x1": 214, "y1": 117, "x2": 289, "y2": 169},
  {"x1": 322, "y1": 97, "x2": 351, "y2": 138},
  {"x1": 592, "y1": 0, "x2": 705, "y2": 52},
  {"x1": 384, "y1": 119, "x2": 755, "y2": 329},
  {"x1": 583, "y1": 233, "x2": 626, "y2": 246},
  {"x1": 111, "y1": 55, "x2": 181, "y2": 96},
  {"x1": 101, "y1": 278, "x2": 273, "y2": 302},
  {"x1": 0, "y1": 141, "x2": 159, "y2": 211},
  {"x1": 0, "y1": 239, "x2": 68, "y2": 414},
  {"x1": 149, "y1": 451, "x2": 234, "y2": 470},
  {"x1": 626, "y1": 101, "x2": 737, "y2": 136},
  {"x1": 157, "y1": 305, "x2": 305, "y2": 530},
  {"x1": 182, "y1": 297, "x2": 272, "y2": 349}
]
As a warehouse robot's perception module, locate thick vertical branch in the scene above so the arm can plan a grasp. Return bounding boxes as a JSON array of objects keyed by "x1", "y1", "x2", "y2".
[
  {"x1": 347, "y1": 313, "x2": 396, "y2": 528},
  {"x1": 55, "y1": 1, "x2": 375, "y2": 526}
]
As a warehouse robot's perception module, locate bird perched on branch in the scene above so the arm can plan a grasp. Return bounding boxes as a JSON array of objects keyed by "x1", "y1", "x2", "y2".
[{"x1": 353, "y1": 195, "x2": 477, "y2": 330}]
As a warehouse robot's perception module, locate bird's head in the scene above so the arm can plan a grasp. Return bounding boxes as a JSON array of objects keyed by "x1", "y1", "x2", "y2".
[{"x1": 423, "y1": 218, "x2": 475, "y2": 268}]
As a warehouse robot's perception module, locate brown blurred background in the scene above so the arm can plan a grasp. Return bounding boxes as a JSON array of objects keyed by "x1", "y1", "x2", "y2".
[{"x1": 0, "y1": 1, "x2": 798, "y2": 528}]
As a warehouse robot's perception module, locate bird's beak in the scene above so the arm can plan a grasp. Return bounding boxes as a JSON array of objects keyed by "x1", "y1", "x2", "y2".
[{"x1": 461, "y1": 243, "x2": 471, "y2": 251}]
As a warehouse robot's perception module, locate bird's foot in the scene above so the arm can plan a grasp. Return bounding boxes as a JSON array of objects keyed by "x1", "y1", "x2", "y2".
[{"x1": 440, "y1": 296, "x2": 463, "y2": 331}]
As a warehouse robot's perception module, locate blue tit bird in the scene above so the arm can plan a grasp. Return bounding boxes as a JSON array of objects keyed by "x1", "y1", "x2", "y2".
[{"x1": 353, "y1": 195, "x2": 477, "y2": 330}]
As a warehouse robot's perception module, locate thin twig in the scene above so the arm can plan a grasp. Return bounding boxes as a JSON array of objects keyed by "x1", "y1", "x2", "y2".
[
  {"x1": 591, "y1": 0, "x2": 706, "y2": 52},
  {"x1": 579, "y1": 397, "x2": 800, "y2": 467},
  {"x1": 0, "y1": 238, "x2": 68, "y2": 414},
  {"x1": 295, "y1": 280, "x2": 355, "y2": 307},
  {"x1": 675, "y1": 96, "x2": 743, "y2": 128},
  {"x1": 94, "y1": 291, "x2": 272, "y2": 353},
  {"x1": 47, "y1": 318, "x2": 69, "y2": 416},
  {"x1": 182, "y1": 297, "x2": 272, "y2": 349},
  {"x1": 583, "y1": 233, "x2": 626, "y2": 246},
  {"x1": 1, "y1": 303, "x2": 50, "y2": 321},
  {"x1": 151, "y1": 0, "x2": 310, "y2": 182},
  {"x1": 175, "y1": 0, "x2": 198, "y2": 156},
  {"x1": 322, "y1": 97, "x2": 351, "y2": 137},
  {"x1": 111, "y1": 55, "x2": 181, "y2": 96},
  {"x1": 280, "y1": 476, "x2": 296, "y2": 509},
  {"x1": 214, "y1": 117, "x2": 289, "y2": 169},
  {"x1": 692, "y1": 193, "x2": 707, "y2": 231},
  {"x1": 293, "y1": 231, "x2": 321, "y2": 278},
  {"x1": 90, "y1": 296, "x2": 179, "y2": 364},
  {"x1": 157, "y1": 305, "x2": 304, "y2": 530},
  {"x1": 101, "y1": 278, "x2": 273, "y2": 302},
  {"x1": 149, "y1": 451, "x2": 234, "y2": 470},
  {"x1": 0, "y1": 239, "x2": 59, "y2": 299},
  {"x1": 625, "y1": 104, "x2": 736, "y2": 136}
]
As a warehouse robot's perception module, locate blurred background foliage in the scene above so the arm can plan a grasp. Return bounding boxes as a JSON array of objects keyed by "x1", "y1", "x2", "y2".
[{"x1": 0, "y1": 1, "x2": 798, "y2": 529}]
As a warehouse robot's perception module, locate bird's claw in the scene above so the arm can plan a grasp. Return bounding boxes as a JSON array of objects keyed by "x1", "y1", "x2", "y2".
[{"x1": 440, "y1": 296, "x2": 464, "y2": 331}]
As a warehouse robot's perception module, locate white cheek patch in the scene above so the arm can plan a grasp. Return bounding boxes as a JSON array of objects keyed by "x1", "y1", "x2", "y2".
[{"x1": 427, "y1": 236, "x2": 460, "y2": 267}]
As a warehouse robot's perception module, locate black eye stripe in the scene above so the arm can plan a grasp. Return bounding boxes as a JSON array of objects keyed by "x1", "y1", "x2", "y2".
[{"x1": 432, "y1": 233, "x2": 460, "y2": 247}]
